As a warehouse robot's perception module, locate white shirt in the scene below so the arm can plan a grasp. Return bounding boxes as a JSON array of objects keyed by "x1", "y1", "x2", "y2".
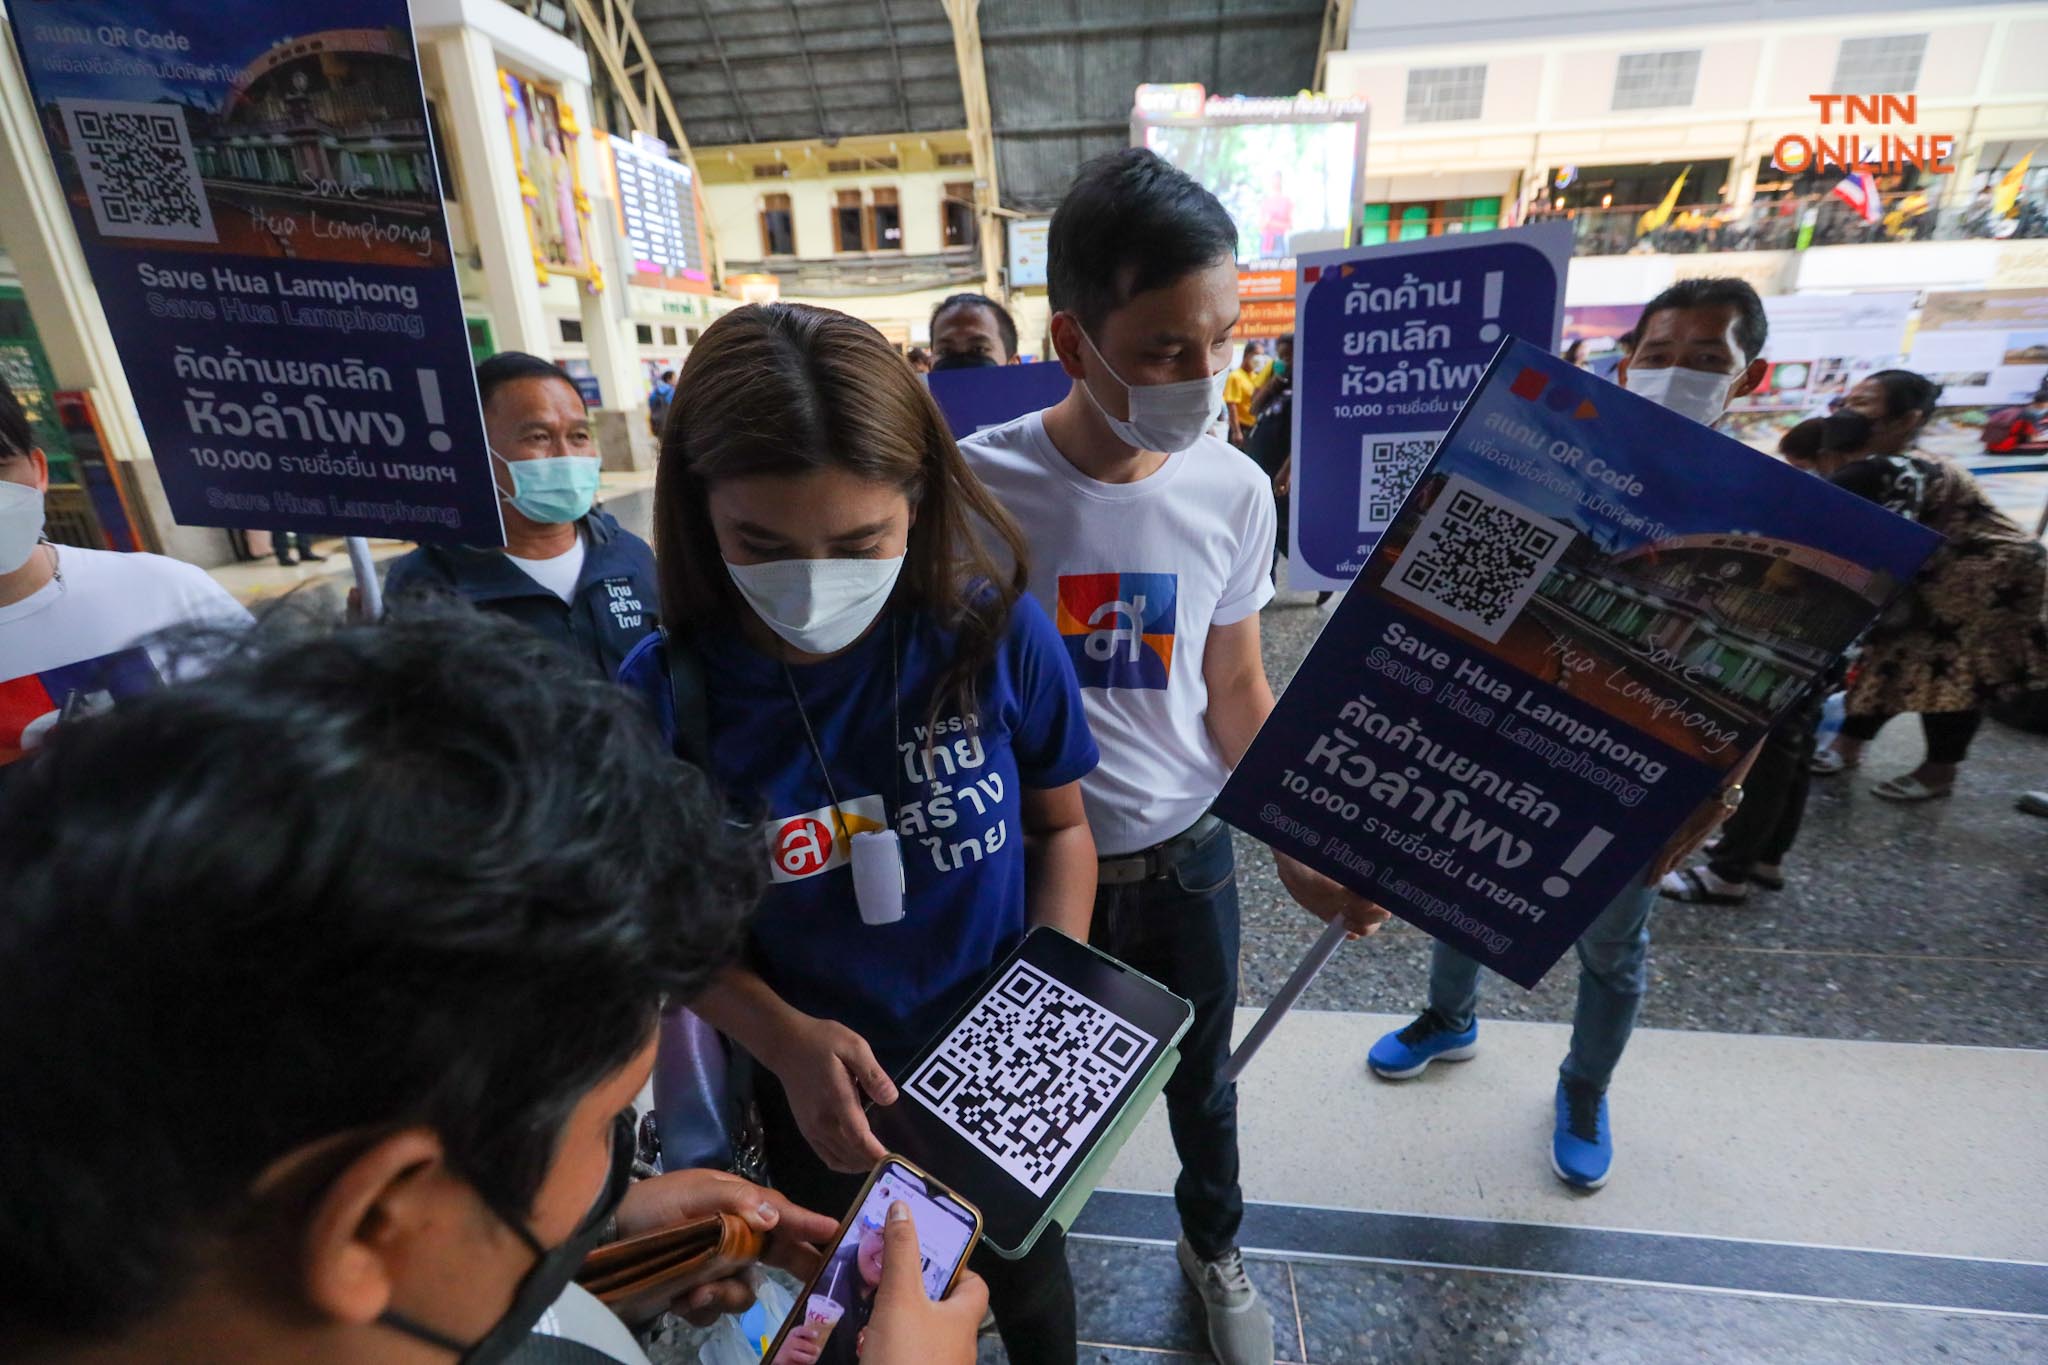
[
  {"x1": 0, "y1": 545, "x2": 252, "y2": 761},
  {"x1": 963, "y1": 412, "x2": 1276, "y2": 854},
  {"x1": 506, "y1": 532, "x2": 586, "y2": 603}
]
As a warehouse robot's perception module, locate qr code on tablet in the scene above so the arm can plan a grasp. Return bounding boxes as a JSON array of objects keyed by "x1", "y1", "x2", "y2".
[
  {"x1": 58, "y1": 99, "x2": 217, "y2": 244},
  {"x1": 905, "y1": 961, "x2": 1154, "y2": 1196},
  {"x1": 1383, "y1": 472, "x2": 1575, "y2": 644},
  {"x1": 1360, "y1": 431, "x2": 1436, "y2": 528}
]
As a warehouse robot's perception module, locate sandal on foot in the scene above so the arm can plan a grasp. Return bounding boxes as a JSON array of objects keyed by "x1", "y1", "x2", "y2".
[
  {"x1": 1658, "y1": 866, "x2": 1751, "y2": 905},
  {"x1": 1747, "y1": 862, "x2": 1786, "y2": 890},
  {"x1": 1871, "y1": 774, "x2": 1953, "y2": 802},
  {"x1": 1810, "y1": 748, "x2": 1857, "y2": 776}
]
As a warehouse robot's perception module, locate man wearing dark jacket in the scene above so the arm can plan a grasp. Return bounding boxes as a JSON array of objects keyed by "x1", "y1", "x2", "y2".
[{"x1": 386, "y1": 352, "x2": 659, "y2": 679}]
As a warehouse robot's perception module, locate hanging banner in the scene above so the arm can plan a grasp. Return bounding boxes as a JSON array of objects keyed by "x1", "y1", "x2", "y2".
[
  {"x1": 5, "y1": 1, "x2": 501, "y2": 545},
  {"x1": 1218, "y1": 339, "x2": 1940, "y2": 987},
  {"x1": 1906, "y1": 290, "x2": 2048, "y2": 407},
  {"x1": 1290, "y1": 223, "x2": 1573, "y2": 592}
]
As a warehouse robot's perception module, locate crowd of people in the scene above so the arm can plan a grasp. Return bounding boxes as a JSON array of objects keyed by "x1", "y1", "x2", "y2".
[{"x1": 3, "y1": 144, "x2": 2045, "y2": 1365}]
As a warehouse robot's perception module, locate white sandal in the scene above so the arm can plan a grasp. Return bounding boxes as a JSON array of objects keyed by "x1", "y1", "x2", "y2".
[{"x1": 1810, "y1": 747, "x2": 1858, "y2": 776}]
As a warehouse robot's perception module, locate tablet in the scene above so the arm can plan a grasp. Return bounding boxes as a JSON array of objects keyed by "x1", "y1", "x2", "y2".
[{"x1": 869, "y1": 927, "x2": 1192, "y2": 1257}]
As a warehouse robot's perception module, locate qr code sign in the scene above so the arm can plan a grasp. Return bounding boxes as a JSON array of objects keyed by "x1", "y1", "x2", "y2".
[
  {"x1": 1359, "y1": 430, "x2": 1437, "y2": 529},
  {"x1": 905, "y1": 960, "x2": 1154, "y2": 1196},
  {"x1": 58, "y1": 99, "x2": 217, "y2": 244},
  {"x1": 1383, "y1": 472, "x2": 1575, "y2": 644}
]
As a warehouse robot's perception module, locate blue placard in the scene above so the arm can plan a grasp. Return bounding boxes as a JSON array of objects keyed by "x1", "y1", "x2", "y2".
[
  {"x1": 1290, "y1": 225, "x2": 1573, "y2": 591},
  {"x1": 5, "y1": 1, "x2": 501, "y2": 546},
  {"x1": 1218, "y1": 339, "x2": 1942, "y2": 988},
  {"x1": 928, "y1": 362, "x2": 1074, "y2": 441}
]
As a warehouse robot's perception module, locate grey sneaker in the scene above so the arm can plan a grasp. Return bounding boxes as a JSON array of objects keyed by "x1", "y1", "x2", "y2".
[{"x1": 1176, "y1": 1236, "x2": 1274, "y2": 1365}]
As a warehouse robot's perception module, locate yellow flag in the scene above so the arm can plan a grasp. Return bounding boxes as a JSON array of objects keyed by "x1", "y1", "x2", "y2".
[
  {"x1": 1993, "y1": 152, "x2": 2033, "y2": 218},
  {"x1": 1638, "y1": 168, "x2": 1689, "y2": 235}
]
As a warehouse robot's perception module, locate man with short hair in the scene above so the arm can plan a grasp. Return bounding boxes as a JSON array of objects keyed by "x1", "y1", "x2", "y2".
[
  {"x1": 906, "y1": 346, "x2": 933, "y2": 374},
  {"x1": 929, "y1": 292, "x2": 1019, "y2": 368},
  {"x1": 385, "y1": 352, "x2": 659, "y2": 680},
  {"x1": 1222, "y1": 340, "x2": 1266, "y2": 444},
  {"x1": 962, "y1": 148, "x2": 1386, "y2": 1365},
  {"x1": 0, "y1": 605, "x2": 987, "y2": 1364},
  {"x1": 1368, "y1": 277, "x2": 1767, "y2": 1191},
  {"x1": 649, "y1": 367, "x2": 677, "y2": 436}
]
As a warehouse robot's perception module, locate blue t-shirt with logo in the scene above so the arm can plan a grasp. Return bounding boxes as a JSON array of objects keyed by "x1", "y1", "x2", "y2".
[{"x1": 617, "y1": 594, "x2": 1097, "y2": 1069}]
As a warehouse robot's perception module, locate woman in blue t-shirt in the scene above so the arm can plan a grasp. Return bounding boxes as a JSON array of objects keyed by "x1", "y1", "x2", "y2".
[{"x1": 617, "y1": 302, "x2": 1098, "y2": 1362}]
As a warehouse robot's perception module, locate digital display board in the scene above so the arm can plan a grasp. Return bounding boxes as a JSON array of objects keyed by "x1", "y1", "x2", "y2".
[{"x1": 606, "y1": 133, "x2": 708, "y2": 285}]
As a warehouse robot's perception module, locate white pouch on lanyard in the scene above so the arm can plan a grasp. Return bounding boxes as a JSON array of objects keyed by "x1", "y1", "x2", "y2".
[{"x1": 851, "y1": 829, "x2": 906, "y2": 925}]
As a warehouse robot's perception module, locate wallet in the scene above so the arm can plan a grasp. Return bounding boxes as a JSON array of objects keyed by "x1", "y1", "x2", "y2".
[{"x1": 574, "y1": 1213, "x2": 767, "y2": 1310}]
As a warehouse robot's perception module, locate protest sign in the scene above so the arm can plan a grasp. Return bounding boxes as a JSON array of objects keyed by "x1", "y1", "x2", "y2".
[
  {"x1": 928, "y1": 362, "x2": 1073, "y2": 441},
  {"x1": 1217, "y1": 339, "x2": 1941, "y2": 987},
  {"x1": 5, "y1": 1, "x2": 499, "y2": 545},
  {"x1": 1290, "y1": 224, "x2": 1573, "y2": 592}
]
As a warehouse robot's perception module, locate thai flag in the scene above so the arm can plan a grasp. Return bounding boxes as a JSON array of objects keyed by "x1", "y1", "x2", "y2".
[{"x1": 1832, "y1": 172, "x2": 1884, "y2": 224}]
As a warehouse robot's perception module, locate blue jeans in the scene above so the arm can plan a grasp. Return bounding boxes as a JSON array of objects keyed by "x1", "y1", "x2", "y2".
[
  {"x1": 1427, "y1": 880, "x2": 1655, "y2": 1092},
  {"x1": 1090, "y1": 820, "x2": 1244, "y2": 1260}
]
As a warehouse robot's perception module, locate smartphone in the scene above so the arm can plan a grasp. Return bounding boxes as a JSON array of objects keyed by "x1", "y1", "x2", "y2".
[{"x1": 763, "y1": 1155, "x2": 981, "y2": 1365}]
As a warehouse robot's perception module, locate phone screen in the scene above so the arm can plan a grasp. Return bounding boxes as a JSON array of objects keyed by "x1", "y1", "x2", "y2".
[{"x1": 767, "y1": 1159, "x2": 978, "y2": 1365}]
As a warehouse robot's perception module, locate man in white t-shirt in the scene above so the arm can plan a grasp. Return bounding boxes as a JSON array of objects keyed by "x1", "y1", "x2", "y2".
[
  {"x1": 0, "y1": 382, "x2": 250, "y2": 765},
  {"x1": 961, "y1": 149, "x2": 1387, "y2": 1365}
]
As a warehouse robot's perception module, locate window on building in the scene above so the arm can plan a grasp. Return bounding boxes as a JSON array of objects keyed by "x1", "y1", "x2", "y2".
[
  {"x1": 1613, "y1": 50, "x2": 1701, "y2": 110},
  {"x1": 752, "y1": 162, "x2": 791, "y2": 179},
  {"x1": 1405, "y1": 65, "x2": 1486, "y2": 124},
  {"x1": 759, "y1": 192, "x2": 795, "y2": 255},
  {"x1": 635, "y1": 324, "x2": 654, "y2": 345},
  {"x1": 559, "y1": 317, "x2": 583, "y2": 343},
  {"x1": 942, "y1": 182, "x2": 976, "y2": 249},
  {"x1": 660, "y1": 325, "x2": 679, "y2": 345},
  {"x1": 870, "y1": 188, "x2": 902, "y2": 251},
  {"x1": 835, "y1": 190, "x2": 866, "y2": 252},
  {"x1": 1833, "y1": 34, "x2": 1927, "y2": 93}
]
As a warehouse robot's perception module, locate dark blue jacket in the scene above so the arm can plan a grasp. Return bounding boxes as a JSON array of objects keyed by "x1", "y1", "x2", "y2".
[{"x1": 383, "y1": 509, "x2": 658, "y2": 680}]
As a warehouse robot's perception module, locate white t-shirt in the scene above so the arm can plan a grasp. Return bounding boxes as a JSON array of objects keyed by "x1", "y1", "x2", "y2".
[
  {"x1": 963, "y1": 412, "x2": 1276, "y2": 854},
  {"x1": 506, "y1": 533, "x2": 587, "y2": 604},
  {"x1": 1, "y1": 545, "x2": 252, "y2": 761}
]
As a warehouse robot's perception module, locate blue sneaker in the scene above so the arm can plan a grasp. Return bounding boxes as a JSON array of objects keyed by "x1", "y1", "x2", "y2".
[
  {"x1": 1552, "y1": 1079, "x2": 1614, "y2": 1190},
  {"x1": 1367, "y1": 1010, "x2": 1479, "y2": 1080}
]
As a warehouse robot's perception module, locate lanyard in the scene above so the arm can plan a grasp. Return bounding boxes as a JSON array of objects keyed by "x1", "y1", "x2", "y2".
[{"x1": 780, "y1": 617, "x2": 903, "y2": 837}]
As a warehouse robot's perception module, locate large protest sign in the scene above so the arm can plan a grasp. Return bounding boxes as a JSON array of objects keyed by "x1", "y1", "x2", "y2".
[
  {"x1": 1290, "y1": 224, "x2": 1573, "y2": 592},
  {"x1": 1218, "y1": 339, "x2": 1941, "y2": 987},
  {"x1": 928, "y1": 363, "x2": 1073, "y2": 441},
  {"x1": 6, "y1": 1, "x2": 499, "y2": 545}
]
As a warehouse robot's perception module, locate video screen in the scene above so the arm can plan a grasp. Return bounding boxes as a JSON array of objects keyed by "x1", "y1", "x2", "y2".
[{"x1": 1142, "y1": 120, "x2": 1362, "y2": 263}]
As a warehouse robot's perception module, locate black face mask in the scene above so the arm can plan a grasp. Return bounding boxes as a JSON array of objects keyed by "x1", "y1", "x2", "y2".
[
  {"x1": 380, "y1": 1111, "x2": 635, "y2": 1365},
  {"x1": 929, "y1": 351, "x2": 1000, "y2": 371}
]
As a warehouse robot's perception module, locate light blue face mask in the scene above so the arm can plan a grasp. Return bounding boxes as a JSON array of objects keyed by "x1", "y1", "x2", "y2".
[{"x1": 493, "y1": 449, "x2": 601, "y2": 524}]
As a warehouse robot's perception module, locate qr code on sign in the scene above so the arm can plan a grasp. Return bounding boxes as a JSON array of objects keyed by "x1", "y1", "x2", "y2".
[
  {"x1": 1383, "y1": 472, "x2": 1575, "y2": 644},
  {"x1": 1358, "y1": 431, "x2": 1437, "y2": 529},
  {"x1": 58, "y1": 99, "x2": 217, "y2": 244},
  {"x1": 905, "y1": 961, "x2": 1154, "y2": 1195}
]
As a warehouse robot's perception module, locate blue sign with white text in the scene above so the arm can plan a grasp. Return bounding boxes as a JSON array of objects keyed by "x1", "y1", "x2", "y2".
[
  {"x1": 928, "y1": 362, "x2": 1074, "y2": 441},
  {"x1": 5, "y1": 0, "x2": 500, "y2": 545},
  {"x1": 1290, "y1": 225, "x2": 1573, "y2": 590},
  {"x1": 1219, "y1": 339, "x2": 1941, "y2": 987}
]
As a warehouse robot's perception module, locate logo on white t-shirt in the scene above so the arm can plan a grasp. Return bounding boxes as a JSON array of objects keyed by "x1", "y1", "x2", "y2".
[
  {"x1": 764, "y1": 795, "x2": 889, "y2": 882},
  {"x1": 1055, "y1": 572, "x2": 1177, "y2": 691}
]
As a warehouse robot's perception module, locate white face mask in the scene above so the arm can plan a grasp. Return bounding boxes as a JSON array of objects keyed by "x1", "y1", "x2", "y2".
[
  {"x1": 726, "y1": 554, "x2": 905, "y2": 656},
  {"x1": 0, "y1": 481, "x2": 46, "y2": 574},
  {"x1": 1075, "y1": 327, "x2": 1230, "y2": 454},
  {"x1": 1625, "y1": 363, "x2": 1737, "y2": 427}
]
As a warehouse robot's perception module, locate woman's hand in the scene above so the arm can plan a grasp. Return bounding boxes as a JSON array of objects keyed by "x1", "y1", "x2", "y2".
[
  {"x1": 767, "y1": 1014, "x2": 898, "y2": 1173},
  {"x1": 857, "y1": 1201, "x2": 988, "y2": 1365},
  {"x1": 611, "y1": 1169, "x2": 838, "y2": 1327}
]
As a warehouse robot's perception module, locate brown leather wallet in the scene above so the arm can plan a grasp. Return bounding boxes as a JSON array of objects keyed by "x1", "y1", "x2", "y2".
[{"x1": 575, "y1": 1213, "x2": 767, "y2": 1311}]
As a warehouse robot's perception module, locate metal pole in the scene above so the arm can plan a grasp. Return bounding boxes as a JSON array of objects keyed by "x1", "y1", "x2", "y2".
[
  {"x1": 1219, "y1": 917, "x2": 1349, "y2": 1085},
  {"x1": 346, "y1": 536, "x2": 383, "y2": 621}
]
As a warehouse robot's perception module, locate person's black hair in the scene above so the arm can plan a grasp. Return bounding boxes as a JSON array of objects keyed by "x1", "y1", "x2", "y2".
[
  {"x1": 0, "y1": 601, "x2": 759, "y2": 1344},
  {"x1": 661, "y1": 369, "x2": 677, "y2": 382},
  {"x1": 1777, "y1": 416, "x2": 1826, "y2": 463},
  {"x1": 1047, "y1": 148, "x2": 1238, "y2": 330},
  {"x1": 929, "y1": 292, "x2": 1019, "y2": 360},
  {"x1": 1243, "y1": 338, "x2": 1265, "y2": 353},
  {"x1": 0, "y1": 378, "x2": 33, "y2": 460},
  {"x1": 1616, "y1": 329, "x2": 1637, "y2": 351},
  {"x1": 1634, "y1": 277, "x2": 1769, "y2": 363},
  {"x1": 477, "y1": 350, "x2": 584, "y2": 408},
  {"x1": 1864, "y1": 368, "x2": 1944, "y2": 429},
  {"x1": 1821, "y1": 409, "x2": 1875, "y2": 456}
]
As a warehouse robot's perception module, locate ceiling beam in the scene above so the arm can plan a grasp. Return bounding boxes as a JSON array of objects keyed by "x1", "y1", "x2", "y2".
[
  {"x1": 874, "y1": 1, "x2": 917, "y2": 132},
  {"x1": 1315, "y1": 0, "x2": 1357, "y2": 90},
  {"x1": 981, "y1": 5, "x2": 1324, "y2": 43},
  {"x1": 941, "y1": 0, "x2": 1005, "y2": 300},
  {"x1": 779, "y1": 0, "x2": 837, "y2": 139},
  {"x1": 686, "y1": 0, "x2": 758, "y2": 144}
]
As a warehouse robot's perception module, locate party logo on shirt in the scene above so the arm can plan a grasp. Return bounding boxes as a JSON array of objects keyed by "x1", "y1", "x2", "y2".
[
  {"x1": 1, "y1": 647, "x2": 161, "y2": 765},
  {"x1": 1056, "y1": 572, "x2": 1177, "y2": 691},
  {"x1": 764, "y1": 794, "x2": 890, "y2": 883}
]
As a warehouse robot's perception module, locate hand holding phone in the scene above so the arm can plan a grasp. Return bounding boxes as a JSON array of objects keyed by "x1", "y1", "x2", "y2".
[{"x1": 858, "y1": 1200, "x2": 987, "y2": 1365}]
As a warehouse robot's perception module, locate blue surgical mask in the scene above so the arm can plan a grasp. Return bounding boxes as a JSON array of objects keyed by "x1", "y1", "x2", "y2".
[{"x1": 494, "y1": 449, "x2": 601, "y2": 524}]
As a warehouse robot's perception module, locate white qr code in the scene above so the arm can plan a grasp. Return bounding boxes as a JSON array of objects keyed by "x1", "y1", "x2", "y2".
[
  {"x1": 1359, "y1": 430, "x2": 1438, "y2": 529},
  {"x1": 1382, "y1": 472, "x2": 1575, "y2": 644},
  {"x1": 905, "y1": 960, "x2": 1154, "y2": 1196},
  {"x1": 58, "y1": 99, "x2": 217, "y2": 244}
]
